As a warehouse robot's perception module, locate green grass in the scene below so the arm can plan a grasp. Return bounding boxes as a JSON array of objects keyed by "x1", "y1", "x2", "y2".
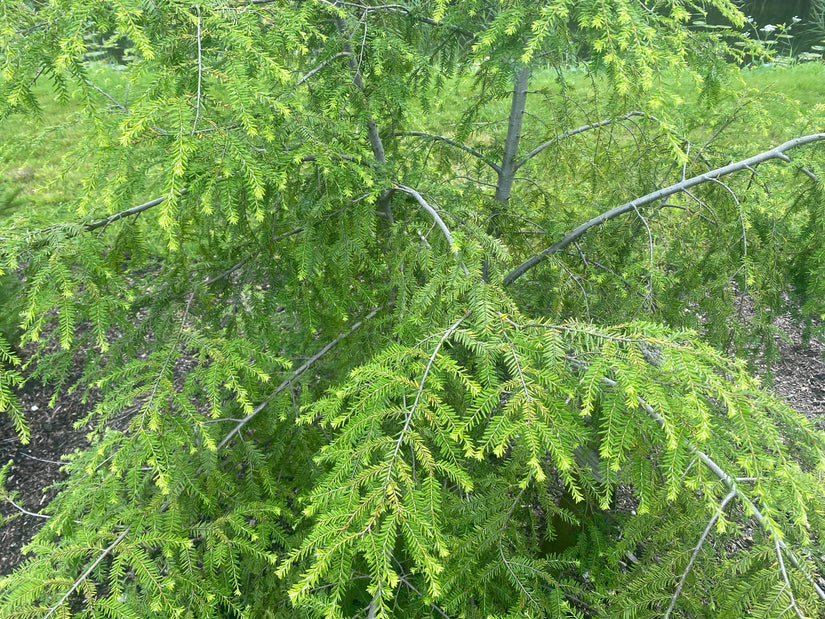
[
  {"x1": 743, "y1": 61, "x2": 825, "y2": 109},
  {"x1": 0, "y1": 65, "x2": 136, "y2": 226},
  {"x1": 422, "y1": 61, "x2": 825, "y2": 149},
  {"x1": 0, "y1": 90, "x2": 87, "y2": 223},
  {"x1": 1, "y1": 61, "x2": 823, "y2": 229}
]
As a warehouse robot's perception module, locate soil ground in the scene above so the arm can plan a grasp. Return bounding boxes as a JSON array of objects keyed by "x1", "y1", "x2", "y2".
[
  {"x1": 0, "y1": 371, "x2": 93, "y2": 574},
  {"x1": 1, "y1": 312, "x2": 824, "y2": 576}
]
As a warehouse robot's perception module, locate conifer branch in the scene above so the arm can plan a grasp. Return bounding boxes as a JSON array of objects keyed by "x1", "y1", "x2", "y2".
[
  {"x1": 296, "y1": 52, "x2": 352, "y2": 86},
  {"x1": 217, "y1": 307, "x2": 379, "y2": 450},
  {"x1": 191, "y1": 5, "x2": 203, "y2": 135},
  {"x1": 394, "y1": 184, "x2": 468, "y2": 273},
  {"x1": 384, "y1": 312, "x2": 468, "y2": 485},
  {"x1": 559, "y1": 347, "x2": 825, "y2": 604},
  {"x1": 394, "y1": 131, "x2": 502, "y2": 173},
  {"x1": 634, "y1": 388, "x2": 825, "y2": 603},
  {"x1": 85, "y1": 190, "x2": 188, "y2": 232},
  {"x1": 663, "y1": 488, "x2": 736, "y2": 619},
  {"x1": 42, "y1": 527, "x2": 130, "y2": 619},
  {"x1": 513, "y1": 111, "x2": 647, "y2": 171},
  {"x1": 503, "y1": 133, "x2": 825, "y2": 286}
]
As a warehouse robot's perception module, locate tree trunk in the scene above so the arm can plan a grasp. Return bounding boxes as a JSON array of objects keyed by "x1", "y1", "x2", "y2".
[{"x1": 494, "y1": 66, "x2": 530, "y2": 203}]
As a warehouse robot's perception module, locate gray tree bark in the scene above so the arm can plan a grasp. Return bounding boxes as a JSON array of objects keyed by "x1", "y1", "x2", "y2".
[{"x1": 494, "y1": 66, "x2": 530, "y2": 203}]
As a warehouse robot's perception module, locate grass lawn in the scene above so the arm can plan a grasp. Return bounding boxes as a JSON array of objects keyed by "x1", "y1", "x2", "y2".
[{"x1": 1, "y1": 61, "x2": 823, "y2": 227}]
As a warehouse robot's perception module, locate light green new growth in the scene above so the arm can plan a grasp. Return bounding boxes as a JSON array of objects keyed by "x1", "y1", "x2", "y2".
[{"x1": 1, "y1": 1, "x2": 825, "y2": 618}]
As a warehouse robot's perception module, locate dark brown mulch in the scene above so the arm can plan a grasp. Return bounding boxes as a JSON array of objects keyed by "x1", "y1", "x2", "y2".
[
  {"x1": 1, "y1": 311, "x2": 824, "y2": 577},
  {"x1": 0, "y1": 375, "x2": 91, "y2": 575},
  {"x1": 763, "y1": 312, "x2": 825, "y2": 424}
]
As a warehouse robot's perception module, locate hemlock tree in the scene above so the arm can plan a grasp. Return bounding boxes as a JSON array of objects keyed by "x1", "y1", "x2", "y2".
[{"x1": 1, "y1": 1, "x2": 825, "y2": 617}]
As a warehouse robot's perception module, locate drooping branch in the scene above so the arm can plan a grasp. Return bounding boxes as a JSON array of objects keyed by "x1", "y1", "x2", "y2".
[
  {"x1": 643, "y1": 404, "x2": 825, "y2": 603},
  {"x1": 393, "y1": 131, "x2": 501, "y2": 173},
  {"x1": 561, "y1": 349, "x2": 825, "y2": 604},
  {"x1": 663, "y1": 489, "x2": 737, "y2": 619},
  {"x1": 513, "y1": 111, "x2": 647, "y2": 171},
  {"x1": 503, "y1": 318, "x2": 825, "y2": 604},
  {"x1": 503, "y1": 133, "x2": 825, "y2": 286},
  {"x1": 394, "y1": 184, "x2": 468, "y2": 273},
  {"x1": 43, "y1": 527, "x2": 131, "y2": 619},
  {"x1": 217, "y1": 307, "x2": 379, "y2": 450}
]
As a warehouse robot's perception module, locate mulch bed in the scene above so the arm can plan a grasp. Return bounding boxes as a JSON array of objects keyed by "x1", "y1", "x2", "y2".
[{"x1": 0, "y1": 374, "x2": 91, "y2": 575}]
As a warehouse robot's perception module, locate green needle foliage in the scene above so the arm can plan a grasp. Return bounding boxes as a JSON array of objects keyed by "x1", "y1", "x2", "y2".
[{"x1": 1, "y1": 1, "x2": 825, "y2": 617}]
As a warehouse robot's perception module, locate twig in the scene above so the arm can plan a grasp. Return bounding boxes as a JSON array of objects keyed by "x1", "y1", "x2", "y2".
[
  {"x1": 663, "y1": 489, "x2": 736, "y2": 618},
  {"x1": 83, "y1": 79, "x2": 127, "y2": 112},
  {"x1": 19, "y1": 452, "x2": 64, "y2": 465},
  {"x1": 296, "y1": 52, "x2": 351, "y2": 86},
  {"x1": 85, "y1": 190, "x2": 188, "y2": 232},
  {"x1": 797, "y1": 166, "x2": 818, "y2": 182},
  {"x1": 708, "y1": 177, "x2": 748, "y2": 312},
  {"x1": 143, "y1": 293, "x2": 195, "y2": 420},
  {"x1": 43, "y1": 527, "x2": 130, "y2": 619},
  {"x1": 397, "y1": 574, "x2": 453, "y2": 619},
  {"x1": 514, "y1": 111, "x2": 648, "y2": 171},
  {"x1": 775, "y1": 536, "x2": 806, "y2": 619},
  {"x1": 5, "y1": 497, "x2": 50, "y2": 519},
  {"x1": 393, "y1": 184, "x2": 468, "y2": 274},
  {"x1": 384, "y1": 312, "x2": 469, "y2": 486},
  {"x1": 217, "y1": 307, "x2": 379, "y2": 449},
  {"x1": 504, "y1": 133, "x2": 825, "y2": 286},
  {"x1": 202, "y1": 259, "x2": 250, "y2": 286},
  {"x1": 393, "y1": 131, "x2": 501, "y2": 173},
  {"x1": 632, "y1": 204, "x2": 654, "y2": 302},
  {"x1": 191, "y1": 6, "x2": 203, "y2": 135}
]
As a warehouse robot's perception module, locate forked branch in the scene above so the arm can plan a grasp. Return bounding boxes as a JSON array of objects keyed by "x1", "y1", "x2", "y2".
[
  {"x1": 504, "y1": 133, "x2": 825, "y2": 286},
  {"x1": 514, "y1": 111, "x2": 647, "y2": 171}
]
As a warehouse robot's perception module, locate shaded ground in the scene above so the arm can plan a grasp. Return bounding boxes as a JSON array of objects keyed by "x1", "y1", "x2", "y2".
[
  {"x1": 764, "y1": 312, "x2": 825, "y2": 424},
  {"x1": 0, "y1": 371, "x2": 93, "y2": 575},
  {"x1": 0, "y1": 312, "x2": 824, "y2": 576}
]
